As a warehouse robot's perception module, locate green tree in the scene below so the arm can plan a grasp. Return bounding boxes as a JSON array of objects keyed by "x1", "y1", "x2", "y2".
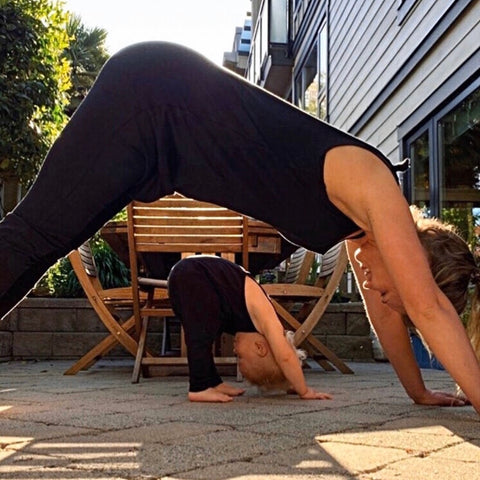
[
  {"x1": 62, "y1": 13, "x2": 109, "y2": 116},
  {"x1": 0, "y1": 0, "x2": 71, "y2": 214}
]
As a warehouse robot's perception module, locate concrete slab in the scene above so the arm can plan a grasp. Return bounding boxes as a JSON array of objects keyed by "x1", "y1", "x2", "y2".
[{"x1": 0, "y1": 359, "x2": 478, "y2": 480}]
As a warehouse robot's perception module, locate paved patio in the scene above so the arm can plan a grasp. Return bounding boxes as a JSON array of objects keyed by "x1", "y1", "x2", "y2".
[{"x1": 0, "y1": 360, "x2": 478, "y2": 480}]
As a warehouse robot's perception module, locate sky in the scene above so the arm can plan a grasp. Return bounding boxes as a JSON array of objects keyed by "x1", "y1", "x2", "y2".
[{"x1": 62, "y1": 0, "x2": 251, "y2": 65}]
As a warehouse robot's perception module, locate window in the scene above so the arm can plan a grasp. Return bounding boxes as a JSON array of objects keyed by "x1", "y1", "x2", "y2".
[
  {"x1": 318, "y1": 23, "x2": 328, "y2": 119},
  {"x1": 270, "y1": 0, "x2": 288, "y2": 44},
  {"x1": 405, "y1": 85, "x2": 480, "y2": 243},
  {"x1": 293, "y1": 22, "x2": 328, "y2": 120},
  {"x1": 439, "y1": 88, "x2": 480, "y2": 241},
  {"x1": 295, "y1": 44, "x2": 318, "y2": 115},
  {"x1": 408, "y1": 129, "x2": 430, "y2": 210}
]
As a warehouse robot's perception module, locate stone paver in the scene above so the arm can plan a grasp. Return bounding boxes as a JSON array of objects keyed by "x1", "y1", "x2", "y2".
[{"x1": 0, "y1": 360, "x2": 478, "y2": 479}]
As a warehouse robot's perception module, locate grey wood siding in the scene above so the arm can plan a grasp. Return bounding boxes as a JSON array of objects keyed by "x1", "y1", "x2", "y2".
[{"x1": 327, "y1": 0, "x2": 478, "y2": 162}]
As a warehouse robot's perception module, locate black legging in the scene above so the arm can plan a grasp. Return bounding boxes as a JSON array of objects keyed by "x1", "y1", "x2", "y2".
[
  {"x1": 0, "y1": 42, "x2": 395, "y2": 318},
  {"x1": 167, "y1": 255, "x2": 255, "y2": 392}
]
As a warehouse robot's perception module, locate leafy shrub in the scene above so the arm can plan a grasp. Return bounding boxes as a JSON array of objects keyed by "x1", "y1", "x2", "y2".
[{"x1": 33, "y1": 234, "x2": 130, "y2": 298}]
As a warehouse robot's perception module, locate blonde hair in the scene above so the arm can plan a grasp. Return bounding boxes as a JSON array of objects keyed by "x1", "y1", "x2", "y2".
[
  {"x1": 242, "y1": 331, "x2": 306, "y2": 393},
  {"x1": 410, "y1": 206, "x2": 480, "y2": 361}
]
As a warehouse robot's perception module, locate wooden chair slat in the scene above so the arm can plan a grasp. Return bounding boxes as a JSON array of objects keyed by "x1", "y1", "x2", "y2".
[
  {"x1": 133, "y1": 233, "x2": 244, "y2": 243},
  {"x1": 132, "y1": 216, "x2": 243, "y2": 226},
  {"x1": 133, "y1": 198, "x2": 239, "y2": 210},
  {"x1": 77, "y1": 242, "x2": 97, "y2": 278},
  {"x1": 134, "y1": 244, "x2": 245, "y2": 253},
  {"x1": 132, "y1": 226, "x2": 244, "y2": 235}
]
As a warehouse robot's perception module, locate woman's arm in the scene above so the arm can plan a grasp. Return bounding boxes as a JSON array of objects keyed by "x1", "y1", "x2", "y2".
[
  {"x1": 346, "y1": 240, "x2": 466, "y2": 406},
  {"x1": 326, "y1": 146, "x2": 480, "y2": 413}
]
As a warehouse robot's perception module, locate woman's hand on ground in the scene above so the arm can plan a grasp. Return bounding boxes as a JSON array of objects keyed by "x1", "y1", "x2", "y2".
[
  {"x1": 299, "y1": 386, "x2": 333, "y2": 400},
  {"x1": 188, "y1": 383, "x2": 245, "y2": 403},
  {"x1": 413, "y1": 389, "x2": 467, "y2": 407}
]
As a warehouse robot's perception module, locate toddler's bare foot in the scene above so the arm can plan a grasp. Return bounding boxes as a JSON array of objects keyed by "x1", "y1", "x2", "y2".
[
  {"x1": 188, "y1": 388, "x2": 233, "y2": 403},
  {"x1": 215, "y1": 382, "x2": 245, "y2": 397}
]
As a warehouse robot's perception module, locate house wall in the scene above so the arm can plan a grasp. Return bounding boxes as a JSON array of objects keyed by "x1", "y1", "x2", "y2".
[
  {"x1": 327, "y1": 0, "x2": 479, "y2": 161},
  {"x1": 291, "y1": 0, "x2": 325, "y2": 67}
]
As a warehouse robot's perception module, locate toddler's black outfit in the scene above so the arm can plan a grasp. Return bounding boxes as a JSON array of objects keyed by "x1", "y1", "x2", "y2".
[{"x1": 168, "y1": 255, "x2": 256, "y2": 392}]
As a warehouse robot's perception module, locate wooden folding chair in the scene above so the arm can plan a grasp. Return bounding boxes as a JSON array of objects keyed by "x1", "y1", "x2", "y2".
[
  {"x1": 128, "y1": 194, "x2": 249, "y2": 383},
  {"x1": 64, "y1": 240, "x2": 170, "y2": 375},
  {"x1": 60, "y1": 242, "x2": 145, "y2": 374},
  {"x1": 262, "y1": 242, "x2": 353, "y2": 374}
]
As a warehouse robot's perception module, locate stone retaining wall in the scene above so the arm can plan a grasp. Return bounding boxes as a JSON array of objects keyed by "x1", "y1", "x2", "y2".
[{"x1": 0, "y1": 298, "x2": 372, "y2": 362}]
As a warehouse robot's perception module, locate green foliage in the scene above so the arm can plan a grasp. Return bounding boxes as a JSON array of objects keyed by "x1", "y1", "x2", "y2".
[
  {"x1": 442, "y1": 207, "x2": 479, "y2": 249},
  {"x1": 62, "y1": 13, "x2": 109, "y2": 115},
  {"x1": 111, "y1": 208, "x2": 127, "y2": 222},
  {"x1": 35, "y1": 235, "x2": 130, "y2": 298},
  {"x1": 306, "y1": 257, "x2": 320, "y2": 285},
  {"x1": 89, "y1": 236, "x2": 130, "y2": 291},
  {"x1": 0, "y1": 0, "x2": 71, "y2": 187},
  {"x1": 41, "y1": 255, "x2": 82, "y2": 298}
]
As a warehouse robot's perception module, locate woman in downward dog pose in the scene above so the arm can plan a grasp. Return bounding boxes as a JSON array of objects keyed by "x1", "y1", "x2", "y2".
[{"x1": 0, "y1": 42, "x2": 478, "y2": 413}]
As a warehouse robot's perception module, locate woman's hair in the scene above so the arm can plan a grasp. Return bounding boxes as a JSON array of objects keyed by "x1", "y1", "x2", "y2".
[
  {"x1": 410, "y1": 206, "x2": 480, "y2": 360},
  {"x1": 242, "y1": 331, "x2": 306, "y2": 393}
]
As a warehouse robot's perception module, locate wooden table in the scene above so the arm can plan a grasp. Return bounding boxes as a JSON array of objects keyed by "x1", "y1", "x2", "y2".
[
  {"x1": 97, "y1": 217, "x2": 290, "y2": 377},
  {"x1": 101, "y1": 218, "x2": 292, "y2": 275}
]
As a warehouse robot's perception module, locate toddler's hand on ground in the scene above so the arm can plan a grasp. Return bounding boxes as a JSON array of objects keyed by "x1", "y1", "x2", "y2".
[{"x1": 299, "y1": 386, "x2": 332, "y2": 400}]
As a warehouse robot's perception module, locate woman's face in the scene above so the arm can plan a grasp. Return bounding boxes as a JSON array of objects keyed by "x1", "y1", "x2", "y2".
[{"x1": 353, "y1": 238, "x2": 406, "y2": 314}]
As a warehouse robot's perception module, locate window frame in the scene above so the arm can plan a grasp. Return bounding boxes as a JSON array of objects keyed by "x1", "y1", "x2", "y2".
[
  {"x1": 403, "y1": 78, "x2": 480, "y2": 218},
  {"x1": 292, "y1": 19, "x2": 328, "y2": 120}
]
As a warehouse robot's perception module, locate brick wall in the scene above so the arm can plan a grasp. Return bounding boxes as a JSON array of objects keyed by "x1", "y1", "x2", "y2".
[
  {"x1": 0, "y1": 298, "x2": 164, "y2": 361},
  {"x1": 0, "y1": 298, "x2": 372, "y2": 362},
  {"x1": 311, "y1": 303, "x2": 373, "y2": 361}
]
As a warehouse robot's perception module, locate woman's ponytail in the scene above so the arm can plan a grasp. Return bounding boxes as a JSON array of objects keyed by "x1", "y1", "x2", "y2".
[
  {"x1": 468, "y1": 281, "x2": 480, "y2": 362},
  {"x1": 411, "y1": 206, "x2": 480, "y2": 362}
]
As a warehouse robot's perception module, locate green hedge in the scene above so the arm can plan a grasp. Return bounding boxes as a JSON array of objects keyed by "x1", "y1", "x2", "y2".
[{"x1": 33, "y1": 234, "x2": 130, "y2": 298}]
